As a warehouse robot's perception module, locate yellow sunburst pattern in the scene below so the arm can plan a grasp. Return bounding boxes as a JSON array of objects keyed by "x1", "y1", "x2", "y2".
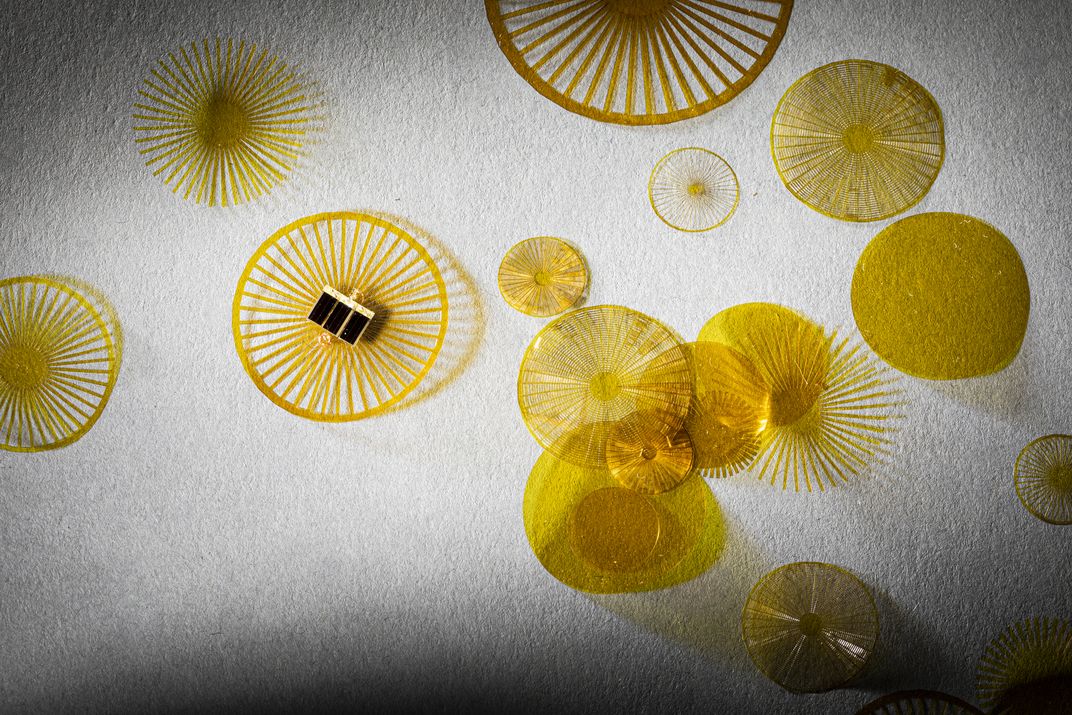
[
  {"x1": 977, "y1": 618, "x2": 1072, "y2": 713},
  {"x1": 856, "y1": 690, "x2": 983, "y2": 715},
  {"x1": 649, "y1": 147, "x2": 739, "y2": 231},
  {"x1": 133, "y1": 38, "x2": 321, "y2": 206},
  {"x1": 0, "y1": 276, "x2": 121, "y2": 452},
  {"x1": 498, "y1": 236, "x2": 588, "y2": 317}
]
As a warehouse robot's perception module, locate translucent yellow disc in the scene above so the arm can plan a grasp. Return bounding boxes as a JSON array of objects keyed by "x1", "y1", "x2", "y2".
[
  {"x1": 1015, "y1": 435, "x2": 1072, "y2": 525},
  {"x1": 485, "y1": 1, "x2": 794, "y2": 125},
  {"x1": 523, "y1": 447, "x2": 721, "y2": 594},
  {"x1": 605, "y1": 413, "x2": 694, "y2": 495},
  {"x1": 771, "y1": 59, "x2": 944, "y2": 221},
  {"x1": 133, "y1": 38, "x2": 321, "y2": 207},
  {"x1": 498, "y1": 237, "x2": 588, "y2": 317},
  {"x1": 857, "y1": 690, "x2": 983, "y2": 715},
  {"x1": 742, "y1": 562, "x2": 879, "y2": 693},
  {"x1": 851, "y1": 213, "x2": 1030, "y2": 380},
  {"x1": 977, "y1": 618, "x2": 1072, "y2": 713},
  {"x1": 517, "y1": 305, "x2": 692, "y2": 467},
  {"x1": 0, "y1": 276, "x2": 121, "y2": 452},
  {"x1": 649, "y1": 148, "x2": 739, "y2": 232},
  {"x1": 699, "y1": 303, "x2": 901, "y2": 491},
  {"x1": 233, "y1": 212, "x2": 449, "y2": 421},
  {"x1": 681, "y1": 342, "x2": 770, "y2": 478}
]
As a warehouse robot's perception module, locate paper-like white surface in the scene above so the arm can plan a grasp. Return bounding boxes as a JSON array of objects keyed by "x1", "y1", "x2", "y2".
[{"x1": 2, "y1": 0, "x2": 1070, "y2": 711}]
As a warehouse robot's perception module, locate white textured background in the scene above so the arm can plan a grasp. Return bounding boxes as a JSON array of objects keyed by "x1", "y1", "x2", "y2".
[{"x1": 2, "y1": 1, "x2": 1071, "y2": 712}]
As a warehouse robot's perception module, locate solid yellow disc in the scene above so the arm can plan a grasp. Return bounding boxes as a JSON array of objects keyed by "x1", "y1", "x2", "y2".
[
  {"x1": 568, "y1": 487, "x2": 661, "y2": 571},
  {"x1": 851, "y1": 213, "x2": 1030, "y2": 380},
  {"x1": 523, "y1": 447, "x2": 719, "y2": 594}
]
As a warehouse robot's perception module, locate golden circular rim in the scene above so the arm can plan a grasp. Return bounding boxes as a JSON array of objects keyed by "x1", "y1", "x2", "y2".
[
  {"x1": 497, "y1": 236, "x2": 589, "y2": 317},
  {"x1": 741, "y1": 561, "x2": 880, "y2": 692},
  {"x1": 485, "y1": 0, "x2": 794, "y2": 125},
  {"x1": 516, "y1": 304, "x2": 692, "y2": 467},
  {"x1": 855, "y1": 690, "x2": 983, "y2": 715},
  {"x1": 1014, "y1": 434, "x2": 1072, "y2": 525},
  {"x1": 771, "y1": 59, "x2": 945, "y2": 222},
  {"x1": 648, "y1": 147, "x2": 740, "y2": 232},
  {"x1": 0, "y1": 276, "x2": 120, "y2": 452},
  {"x1": 232, "y1": 211, "x2": 449, "y2": 421}
]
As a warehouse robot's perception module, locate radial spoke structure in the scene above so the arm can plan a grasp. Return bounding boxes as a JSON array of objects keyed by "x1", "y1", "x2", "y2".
[
  {"x1": 133, "y1": 38, "x2": 321, "y2": 206},
  {"x1": 649, "y1": 147, "x2": 739, "y2": 231},
  {"x1": 742, "y1": 561, "x2": 880, "y2": 693},
  {"x1": 772, "y1": 60, "x2": 944, "y2": 221},
  {"x1": 486, "y1": 0, "x2": 794, "y2": 124},
  {"x1": 0, "y1": 276, "x2": 121, "y2": 451},
  {"x1": 233, "y1": 212, "x2": 449, "y2": 421},
  {"x1": 498, "y1": 236, "x2": 588, "y2": 317},
  {"x1": 1014, "y1": 434, "x2": 1072, "y2": 525}
]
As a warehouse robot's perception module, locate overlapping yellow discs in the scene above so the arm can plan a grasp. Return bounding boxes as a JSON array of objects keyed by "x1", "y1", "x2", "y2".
[
  {"x1": 232, "y1": 212, "x2": 448, "y2": 421},
  {"x1": 498, "y1": 237, "x2": 588, "y2": 317},
  {"x1": 682, "y1": 342, "x2": 770, "y2": 478},
  {"x1": 517, "y1": 305, "x2": 692, "y2": 467},
  {"x1": 742, "y1": 562, "x2": 879, "y2": 693},
  {"x1": 649, "y1": 148, "x2": 739, "y2": 232},
  {"x1": 0, "y1": 276, "x2": 121, "y2": 452},
  {"x1": 524, "y1": 447, "x2": 719, "y2": 594},
  {"x1": 852, "y1": 213, "x2": 1030, "y2": 380},
  {"x1": 700, "y1": 303, "x2": 900, "y2": 491},
  {"x1": 771, "y1": 60, "x2": 944, "y2": 222},
  {"x1": 977, "y1": 618, "x2": 1072, "y2": 713},
  {"x1": 605, "y1": 413, "x2": 693, "y2": 494},
  {"x1": 1014, "y1": 435, "x2": 1072, "y2": 525},
  {"x1": 133, "y1": 38, "x2": 321, "y2": 207},
  {"x1": 485, "y1": 0, "x2": 794, "y2": 125},
  {"x1": 856, "y1": 690, "x2": 983, "y2": 715}
]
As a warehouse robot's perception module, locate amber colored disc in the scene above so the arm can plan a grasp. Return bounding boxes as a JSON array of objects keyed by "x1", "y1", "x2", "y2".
[
  {"x1": 605, "y1": 413, "x2": 694, "y2": 495},
  {"x1": 232, "y1": 212, "x2": 448, "y2": 421},
  {"x1": 852, "y1": 212, "x2": 1030, "y2": 380},
  {"x1": 485, "y1": 1, "x2": 794, "y2": 125},
  {"x1": 742, "y1": 562, "x2": 879, "y2": 693},
  {"x1": 0, "y1": 276, "x2": 122, "y2": 452},
  {"x1": 523, "y1": 446, "x2": 718, "y2": 594},
  {"x1": 771, "y1": 59, "x2": 944, "y2": 222},
  {"x1": 977, "y1": 618, "x2": 1072, "y2": 713},
  {"x1": 700, "y1": 303, "x2": 901, "y2": 491},
  {"x1": 569, "y1": 486, "x2": 661, "y2": 571},
  {"x1": 649, "y1": 148, "x2": 739, "y2": 232},
  {"x1": 1014, "y1": 435, "x2": 1072, "y2": 525},
  {"x1": 517, "y1": 305, "x2": 692, "y2": 467},
  {"x1": 856, "y1": 690, "x2": 983, "y2": 715},
  {"x1": 498, "y1": 236, "x2": 588, "y2": 317},
  {"x1": 682, "y1": 341, "x2": 770, "y2": 478}
]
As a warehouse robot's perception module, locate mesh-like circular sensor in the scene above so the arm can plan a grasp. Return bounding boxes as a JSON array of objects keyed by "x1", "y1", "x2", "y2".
[
  {"x1": 649, "y1": 148, "x2": 739, "y2": 232},
  {"x1": 233, "y1": 212, "x2": 448, "y2": 421},
  {"x1": 771, "y1": 59, "x2": 944, "y2": 222},
  {"x1": 742, "y1": 561, "x2": 879, "y2": 692},
  {"x1": 498, "y1": 237, "x2": 588, "y2": 317},
  {"x1": 1014, "y1": 435, "x2": 1072, "y2": 525},
  {"x1": 0, "y1": 276, "x2": 122, "y2": 451},
  {"x1": 977, "y1": 618, "x2": 1072, "y2": 713},
  {"x1": 517, "y1": 305, "x2": 692, "y2": 468}
]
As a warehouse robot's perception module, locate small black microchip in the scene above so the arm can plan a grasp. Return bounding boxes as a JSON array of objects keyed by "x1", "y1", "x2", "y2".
[{"x1": 307, "y1": 287, "x2": 375, "y2": 344}]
